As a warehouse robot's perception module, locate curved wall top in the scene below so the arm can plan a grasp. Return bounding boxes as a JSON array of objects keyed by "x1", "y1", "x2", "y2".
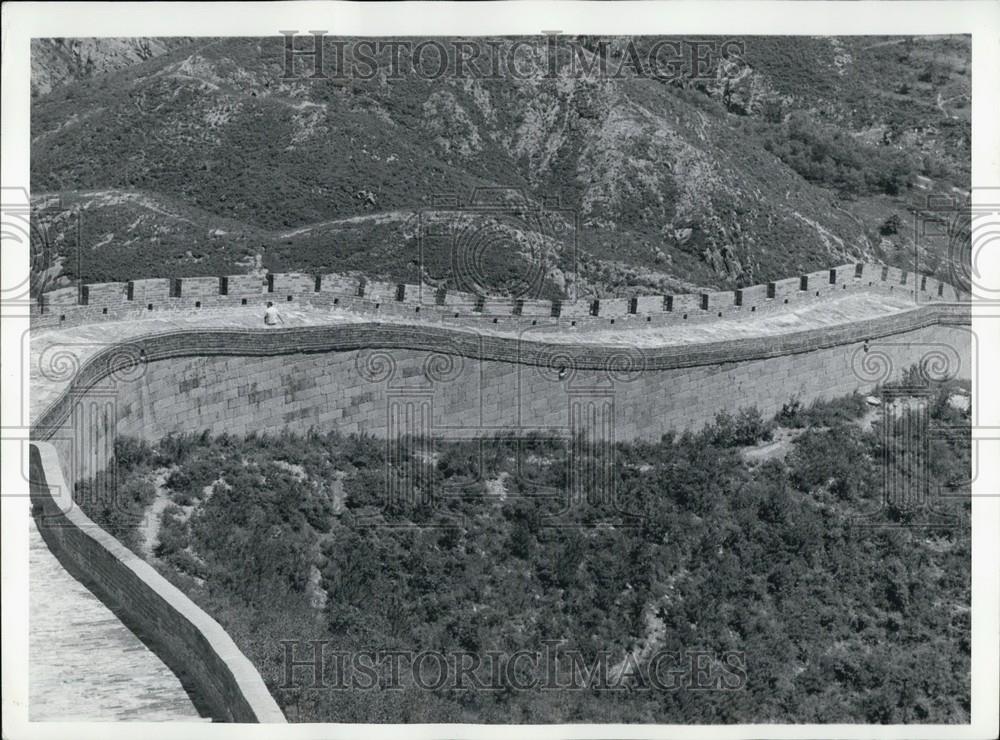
[
  {"x1": 29, "y1": 442, "x2": 287, "y2": 723},
  {"x1": 30, "y1": 262, "x2": 970, "y2": 435},
  {"x1": 26, "y1": 262, "x2": 971, "y2": 724},
  {"x1": 35, "y1": 262, "x2": 964, "y2": 333},
  {"x1": 31, "y1": 302, "x2": 970, "y2": 442}
]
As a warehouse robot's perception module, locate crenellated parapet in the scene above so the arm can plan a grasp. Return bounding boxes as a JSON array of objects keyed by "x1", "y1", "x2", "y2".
[
  {"x1": 27, "y1": 257, "x2": 973, "y2": 725},
  {"x1": 35, "y1": 263, "x2": 965, "y2": 331}
]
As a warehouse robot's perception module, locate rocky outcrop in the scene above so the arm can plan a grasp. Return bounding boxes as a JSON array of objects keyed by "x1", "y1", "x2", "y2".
[{"x1": 31, "y1": 38, "x2": 196, "y2": 96}]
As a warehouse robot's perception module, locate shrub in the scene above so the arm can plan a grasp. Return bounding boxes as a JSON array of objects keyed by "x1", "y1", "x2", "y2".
[
  {"x1": 114, "y1": 437, "x2": 157, "y2": 472},
  {"x1": 879, "y1": 214, "x2": 901, "y2": 236},
  {"x1": 787, "y1": 426, "x2": 873, "y2": 500},
  {"x1": 766, "y1": 111, "x2": 919, "y2": 197},
  {"x1": 705, "y1": 406, "x2": 774, "y2": 447},
  {"x1": 777, "y1": 397, "x2": 803, "y2": 425},
  {"x1": 164, "y1": 549, "x2": 209, "y2": 581},
  {"x1": 155, "y1": 504, "x2": 190, "y2": 558},
  {"x1": 95, "y1": 380, "x2": 971, "y2": 724},
  {"x1": 776, "y1": 393, "x2": 870, "y2": 428}
]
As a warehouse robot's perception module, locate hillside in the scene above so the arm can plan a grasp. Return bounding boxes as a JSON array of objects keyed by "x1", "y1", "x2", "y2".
[
  {"x1": 80, "y1": 381, "x2": 972, "y2": 723},
  {"x1": 30, "y1": 38, "x2": 196, "y2": 97},
  {"x1": 30, "y1": 35, "x2": 970, "y2": 298}
]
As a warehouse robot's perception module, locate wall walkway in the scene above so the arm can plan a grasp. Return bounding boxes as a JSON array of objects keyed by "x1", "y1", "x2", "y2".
[
  {"x1": 28, "y1": 516, "x2": 205, "y2": 722},
  {"x1": 26, "y1": 262, "x2": 972, "y2": 723},
  {"x1": 29, "y1": 442, "x2": 287, "y2": 723}
]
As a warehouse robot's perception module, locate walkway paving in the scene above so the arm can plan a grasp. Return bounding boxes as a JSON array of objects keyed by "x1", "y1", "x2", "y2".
[
  {"x1": 28, "y1": 516, "x2": 204, "y2": 721},
  {"x1": 28, "y1": 291, "x2": 923, "y2": 419},
  {"x1": 24, "y1": 286, "x2": 923, "y2": 721}
]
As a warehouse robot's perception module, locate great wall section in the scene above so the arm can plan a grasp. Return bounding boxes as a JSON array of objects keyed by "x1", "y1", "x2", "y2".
[{"x1": 28, "y1": 262, "x2": 973, "y2": 722}]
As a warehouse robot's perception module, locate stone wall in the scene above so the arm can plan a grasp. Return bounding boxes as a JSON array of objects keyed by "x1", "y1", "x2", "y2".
[
  {"x1": 109, "y1": 322, "x2": 969, "y2": 443},
  {"x1": 33, "y1": 304, "x2": 971, "y2": 485},
  {"x1": 27, "y1": 265, "x2": 973, "y2": 723},
  {"x1": 28, "y1": 442, "x2": 286, "y2": 724},
  {"x1": 34, "y1": 262, "x2": 963, "y2": 332}
]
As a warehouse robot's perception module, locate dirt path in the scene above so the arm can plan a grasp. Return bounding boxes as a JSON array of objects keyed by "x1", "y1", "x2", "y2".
[
  {"x1": 741, "y1": 427, "x2": 804, "y2": 463},
  {"x1": 138, "y1": 468, "x2": 175, "y2": 559},
  {"x1": 278, "y1": 209, "x2": 412, "y2": 239}
]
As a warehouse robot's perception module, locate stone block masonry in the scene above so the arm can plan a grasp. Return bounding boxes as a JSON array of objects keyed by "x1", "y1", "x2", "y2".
[
  {"x1": 318, "y1": 274, "x2": 361, "y2": 295},
  {"x1": 769, "y1": 276, "x2": 804, "y2": 302},
  {"x1": 127, "y1": 278, "x2": 172, "y2": 303},
  {"x1": 26, "y1": 262, "x2": 973, "y2": 727},
  {"x1": 560, "y1": 299, "x2": 596, "y2": 318},
  {"x1": 31, "y1": 264, "x2": 971, "y2": 480},
  {"x1": 222, "y1": 274, "x2": 264, "y2": 296},
  {"x1": 362, "y1": 280, "x2": 396, "y2": 302},
  {"x1": 177, "y1": 277, "x2": 222, "y2": 297},
  {"x1": 110, "y1": 323, "x2": 966, "y2": 447},
  {"x1": 829, "y1": 263, "x2": 857, "y2": 286},
  {"x1": 29, "y1": 442, "x2": 286, "y2": 723},
  {"x1": 736, "y1": 284, "x2": 768, "y2": 307},
  {"x1": 81, "y1": 282, "x2": 126, "y2": 305},
  {"x1": 37, "y1": 263, "x2": 964, "y2": 332},
  {"x1": 442, "y1": 290, "x2": 480, "y2": 309},
  {"x1": 701, "y1": 290, "x2": 736, "y2": 312},
  {"x1": 669, "y1": 294, "x2": 702, "y2": 314},
  {"x1": 633, "y1": 295, "x2": 666, "y2": 314},
  {"x1": 803, "y1": 269, "x2": 838, "y2": 297},
  {"x1": 481, "y1": 297, "x2": 518, "y2": 315},
  {"x1": 519, "y1": 299, "x2": 554, "y2": 317},
  {"x1": 35, "y1": 305, "x2": 972, "y2": 487},
  {"x1": 859, "y1": 263, "x2": 884, "y2": 286},
  {"x1": 267, "y1": 272, "x2": 313, "y2": 296},
  {"x1": 41, "y1": 286, "x2": 79, "y2": 307},
  {"x1": 598, "y1": 298, "x2": 631, "y2": 317}
]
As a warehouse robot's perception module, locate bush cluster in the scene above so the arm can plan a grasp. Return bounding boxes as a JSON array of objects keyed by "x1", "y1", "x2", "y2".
[{"x1": 75, "y1": 380, "x2": 971, "y2": 724}]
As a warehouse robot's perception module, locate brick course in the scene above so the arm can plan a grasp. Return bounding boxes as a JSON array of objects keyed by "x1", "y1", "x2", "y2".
[
  {"x1": 29, "y1": 442, "x2": 285, "y2": 723},
  {"x1": 34, "y1": 306, "x2": 971, "y2": 487},
  {"x1": 178, "y1": 277, "x2": 222, "y2": 297}
]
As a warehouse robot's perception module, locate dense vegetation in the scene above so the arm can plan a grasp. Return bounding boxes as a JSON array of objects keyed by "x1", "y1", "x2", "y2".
[
  {"x1": 76, "y1": 376, "x2": 971, "y2": 723},
  {"x1": 762, "y1": 112, "x2": 919, "y2": 198},
  {"x1": 31, "y1": 35, "x2": 970, "y2": 295}
]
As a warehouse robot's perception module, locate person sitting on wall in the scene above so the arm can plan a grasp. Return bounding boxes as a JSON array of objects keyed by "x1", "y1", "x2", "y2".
[{"x1": 264, "y1": 301, "x2": 284, "y2": 326}]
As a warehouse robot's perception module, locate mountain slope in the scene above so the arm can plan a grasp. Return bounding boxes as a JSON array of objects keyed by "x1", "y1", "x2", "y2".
[
  {"x1": 30, "y1": 38, "x2": 198, "y2": 97},
  {"x1": 30, "y1": 35, "x2": 970, "y2": 298}
]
